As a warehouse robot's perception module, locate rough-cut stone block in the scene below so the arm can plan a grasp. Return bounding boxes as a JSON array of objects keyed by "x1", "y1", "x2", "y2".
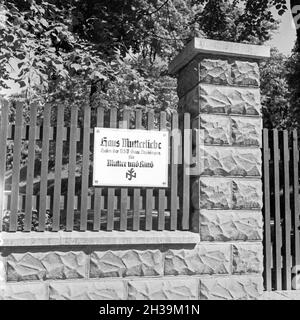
[
  {"x1": 192, "y1": 178, "x2": 232, "y2": 210},
  {"x1": 201, "y1": 147, "x2": 262, "y2": 177},
  {"x1": 49, "y1": 280, "x2": 126, "y2": 300},
  {"x1": 164, "y1": 244, "x2": 230, "y2": 276},
  {"x1": 231, "y1": 61, "x2": 260, "y2": 87},
  {"x1": 199, "y1": 210, "x2": 263, "y2": 241},
  {"x1": 177, "y1": 57, "x2": 232, "y2": 98},
  {"x1": 199, "y1": 276, "x2": 263, "y2": 300},
  {"x1": 227, "y1": 87, "x2": 261, "y2": 115},
  {"x1": 90, "y1": 250, "x2": 163, "y2": 278},
  {"x1": 128, "y1": 278, "x2": 198, "y2": 300},
  {"x1": 200, "y1": 58, "x2": 231, "y2": 85},
  {"x1": 232, "y1": 243, "x2": 263, "y2": 274},
  {"x1": 177, "y1": 58, "x2": 259, "y2": 98},
  {"x1": 1, "y1": 282, "x2": 48, "y2": 300},
  {"x1": 232, "y1": 179, "x2": 262, "y2": 209},
  {"x1": 180, "y1": 85, "x2": 261, "y2": 116},
  {"x1": 200, "y1": 85, "x2": 261, "y2": 115},
  {"x1": 192, "y1": 115, "x2": 231, "y2": 145},
  {"x1": 231, "y1": 116, "x2": 262, "y2": 147},
  {"x1": 6, "y1": 251, "x2": 87, "y2": 281}
]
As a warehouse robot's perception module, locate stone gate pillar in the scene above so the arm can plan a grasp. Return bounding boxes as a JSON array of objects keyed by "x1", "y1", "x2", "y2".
[{"x1": 169, "y1": 38, "x2": 270, "y2": 299}]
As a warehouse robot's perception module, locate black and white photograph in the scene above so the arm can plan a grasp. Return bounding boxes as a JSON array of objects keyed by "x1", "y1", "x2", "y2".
[{"x1": 1, "y1": 0, "x2": 300, "y2": 304}]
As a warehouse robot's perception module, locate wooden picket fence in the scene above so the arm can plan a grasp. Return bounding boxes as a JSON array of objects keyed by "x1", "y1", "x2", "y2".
[
  {"x1": 263, "y1": 129, "x2": 300, "y2": 291},
  {"x1": 0, "y1": 101, "x2": 191, "y2": 233}
]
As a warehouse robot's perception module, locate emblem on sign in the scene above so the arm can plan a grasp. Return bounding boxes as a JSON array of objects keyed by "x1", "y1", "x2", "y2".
[{"x1": 126, "y1": 168, "x2": 136, "y2": 181}]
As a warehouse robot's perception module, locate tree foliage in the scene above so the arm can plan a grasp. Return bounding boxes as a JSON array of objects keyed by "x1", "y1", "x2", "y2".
[
  {"x1": 286, "y1": 40, "x2": 300, "y2": 125},
  {"x1": 0, "y1": 0, "x2": 111, "y2": 103},
  {"x1": 0, "y1": 0, "x2": 285, "y2": 108},
  {"x1": 260, "y1": 48, "x2": 294, "y2": 129}
]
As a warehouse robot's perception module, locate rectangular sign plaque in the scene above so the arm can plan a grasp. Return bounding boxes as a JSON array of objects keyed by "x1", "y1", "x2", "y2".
[{"x1": 93, "y1": 128, "x2": 169, "y2": 188}]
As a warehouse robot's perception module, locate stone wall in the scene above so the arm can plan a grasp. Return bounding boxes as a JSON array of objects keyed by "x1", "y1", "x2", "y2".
[
  {"x1": 0, "y1": 232, "x2": 263, "y2": 300},
  {"x1": 169, "y1": 38, "x2": 270, "y2": 298},
  {"x1": 0, "y1": 38, "x2": 270, "y2": 301}
]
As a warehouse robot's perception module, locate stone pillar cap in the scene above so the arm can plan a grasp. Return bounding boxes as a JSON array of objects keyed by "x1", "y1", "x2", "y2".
[{"x1": 169, "y1": 37, "x2": 270, "y2": 75}]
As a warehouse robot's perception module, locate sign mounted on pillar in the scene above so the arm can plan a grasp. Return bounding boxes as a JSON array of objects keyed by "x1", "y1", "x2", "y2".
[{"x1": 93, "y1": 128, "x2": 169, "y2": 188}]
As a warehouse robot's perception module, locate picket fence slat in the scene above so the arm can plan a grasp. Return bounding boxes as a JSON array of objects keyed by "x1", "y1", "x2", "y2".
[
  {"x1": 293, "y1": 130, "x2": 300, "y2": 269},
  {"x1": 10, "y1": 102, "x2": 23, "y2": 231},
  {"x1": 107, "y1": 108, "x2": 117, "y2": 231},
  {"x1": 182, "y1": 113, "x2": 190, "y2": 230},
  {"x1": 24, "y1": 103, "x2": 38, "y2": 231},
  {"x1": 145, "y1": 110, "x2": 155, "y2": 231},
  {"x1": 120, "y1": 109, "x2": 130, "y2": 231},
  {"x1": 133, "y1": 109, "x2": 142, "y2": 231},
  {"x1": 38, "y1": 105, "x2": 51, "y2": 231},
  {"x1": 170, "y1": 112, "x2": 179, "y2": 231},
  {"x1": 273, "y1": 129, "x2": 282, "y2": 290},
  {"x1": 283, "y1": 130, "x2": 292, "y2": 290},
  {"x1": 80, "y1": 103, "x2": 91, "y2": 231},
  {"x1": 52, "y1": 105, "x2": 65, "y2": 231},
  {"x1": 263, "y1": 129, "x2": 272, "y2": 291},
  {"x1": 66, "y1": 106, "x2": 78, "y2": 231},
  {"x1": 93, "y1": 107, "x2": 104, "y2": 231},
  {"x1": 158, "y1": 111, "x2": 167, "y2": 231},
  {"x1": 0, "y1": 100, "x2": 9, "y2": 232}
]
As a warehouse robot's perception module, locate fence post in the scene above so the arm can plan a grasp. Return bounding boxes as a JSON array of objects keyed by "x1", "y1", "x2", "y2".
[{"x1": 169, "y1": 38, "x2": 270, "y2": 299}]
